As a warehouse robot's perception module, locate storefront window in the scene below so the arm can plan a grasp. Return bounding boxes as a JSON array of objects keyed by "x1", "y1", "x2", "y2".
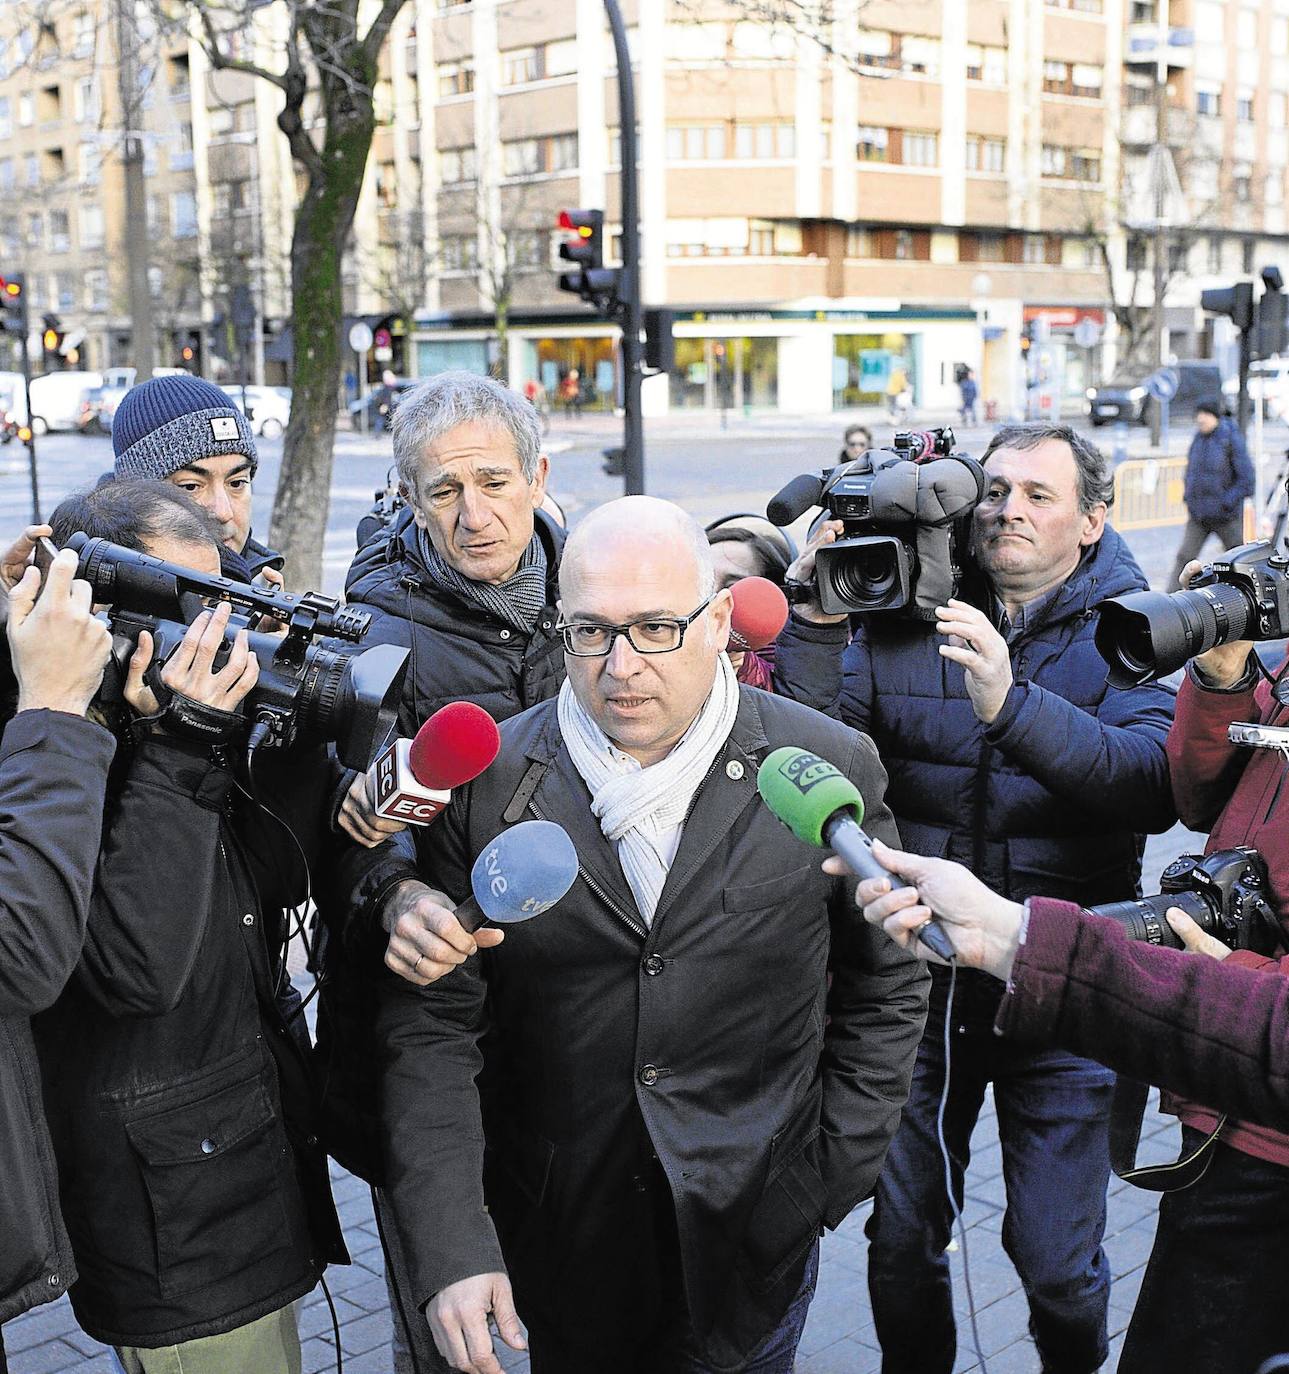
[
  {"x1": 527, "y1": 336, "x2": 618, "y2": 412},
  {"x1": 832, "y1": 333, "x2": 919, "y2": 409},
  {"x1": 669, "y1": 337, "x2": 779, "y2": 412}
]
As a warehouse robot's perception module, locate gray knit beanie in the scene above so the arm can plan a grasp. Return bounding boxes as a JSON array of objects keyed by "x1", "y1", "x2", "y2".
[{"x1": 113, "y1": 374, "x2": 257, "y2": 480}]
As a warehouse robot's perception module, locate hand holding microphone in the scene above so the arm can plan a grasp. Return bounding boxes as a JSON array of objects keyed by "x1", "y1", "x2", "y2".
[
  {"x1": 339, "y1": 701, "x2": 501, "y2": 847},
  {"x1": 757, "y1": 746, "x2": 957, "y2": 961},
  {"x1": 384, "y1": 821, "x2": 578, "y2": 986}
]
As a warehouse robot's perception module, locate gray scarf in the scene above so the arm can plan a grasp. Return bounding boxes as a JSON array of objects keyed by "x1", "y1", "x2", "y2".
[{"x1": 417, "y1": 526, "x2": 549, "y2": 634}]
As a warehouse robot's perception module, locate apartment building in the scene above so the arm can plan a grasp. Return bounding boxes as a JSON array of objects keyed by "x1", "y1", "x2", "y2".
[{"x1": 0, "y1": 2, "x2": 201, "y2": 377}]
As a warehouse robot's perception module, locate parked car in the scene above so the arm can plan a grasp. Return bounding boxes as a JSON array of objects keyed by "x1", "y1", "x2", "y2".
[
  {"x1": 0, "y1": 371, "x2": 27, "y2": 429},
  {"x1": 349, "y1": 377, "x2": 415, "y2": 431},
  {"x1": 1247, "y1": 359, "x2": 1289, "y2": 418},
  {"x1": 230, "y1": 384, "x2": 291, "y2": 439},
  {"x1": 1086, "y1": 360, "x2": 1224, "y2": 426}
]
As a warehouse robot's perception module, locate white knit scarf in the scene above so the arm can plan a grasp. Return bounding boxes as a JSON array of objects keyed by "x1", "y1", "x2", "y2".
[{"x1": 558, "y1": 654, "x2": 741, "y2": 926}]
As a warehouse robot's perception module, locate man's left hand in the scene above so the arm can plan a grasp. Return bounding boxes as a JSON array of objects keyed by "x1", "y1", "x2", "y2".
[
  {"x1": 1165, "y1": 907, "x2": 1232, "y2": 960},
  {"x1": 936, "y1": 599, "x2": 1013, "y2": 725}
]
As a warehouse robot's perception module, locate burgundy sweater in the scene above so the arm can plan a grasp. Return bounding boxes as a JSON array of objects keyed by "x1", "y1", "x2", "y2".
[
  {"x1": 1161, "y1": 665, "x2": 1289, "y2": 1165},
  {"x1": 996, "y1": 898, "x2": 1289, "y2": 1135}
]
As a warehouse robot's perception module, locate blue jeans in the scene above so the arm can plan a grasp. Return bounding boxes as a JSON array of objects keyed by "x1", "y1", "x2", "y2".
[
  {"x1": 866, "y1": 991, "x2": 1114, "y2": 1374},
  {"x1": 1119, "y1": 1130, "x2": 1289, "y2": 1374}
]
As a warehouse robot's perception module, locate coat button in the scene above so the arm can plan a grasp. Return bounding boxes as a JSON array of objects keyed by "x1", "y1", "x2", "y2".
[
  {"x1": 639, "y1": 1064, "x2": 660, "y2": 1086},
  {"x1": 47, "y1": 1272, "x2": 60, "y2": 1287},
  {"x1": 200, "y1": 1138, "x2": 216, "y2": 1155},
  {"x1": 643, "y1": 954, "x2": 664, "y2": 976},
  {"x1": 499, "y1": 628, "x2": 512, "y2": 640},
  {"x1": 725, "y1": 760, "x2": 745, "y2": 780},
  {"x1": 242, "y1": 913, "x2": 255, "y2": 927}
]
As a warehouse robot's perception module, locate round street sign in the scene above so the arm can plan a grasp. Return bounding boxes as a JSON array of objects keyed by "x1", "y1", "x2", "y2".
[
  {"x1": 348, "y1": 321, "x2": 374, "y2": 353},
  {"x1": 1073, "y1": 317, "x2": 1102, "y2": 350},
  {"x1": 1145, "y1": 367, "x2": 1180, "y2": 402}
]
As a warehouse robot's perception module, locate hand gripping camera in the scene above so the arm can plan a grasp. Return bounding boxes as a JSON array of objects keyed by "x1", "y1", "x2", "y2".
[
  {"x1": 767, "y1": 428, "x2": 987, "y2": 618},
  {"x1": 66, "y1": 533, "x2": 408, "y2": 771},
  {"x1": 1087, "y1": 847, "x2": 1281, "y2": 954}
]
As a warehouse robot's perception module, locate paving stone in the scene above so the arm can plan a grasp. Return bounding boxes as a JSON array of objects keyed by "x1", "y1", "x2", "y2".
[{"x1": 797, "y1": 1335, "x2": 882, "y2": 1373}]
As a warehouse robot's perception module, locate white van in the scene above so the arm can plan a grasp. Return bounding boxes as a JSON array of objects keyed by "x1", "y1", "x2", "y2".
[
  {"x1": 0, "y1": 371, "x2": 27, "y2": 425},
  {"x1": 28, "y1": 371, "x2": 103, "y2": 433}
]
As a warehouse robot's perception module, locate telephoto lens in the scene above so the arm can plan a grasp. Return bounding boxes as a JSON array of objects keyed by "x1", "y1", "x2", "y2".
[{"x1": 1095, "y1": 541, "x2": 1289, "y2": 686}]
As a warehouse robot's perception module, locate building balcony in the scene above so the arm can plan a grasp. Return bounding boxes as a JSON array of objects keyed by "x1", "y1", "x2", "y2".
[
  {"x1": 1120, "y1": 103, "x2": 1189, "y2": 148},
  {"x1": 1124, "y1": 24, "x2": 1194, "y2": 69}
]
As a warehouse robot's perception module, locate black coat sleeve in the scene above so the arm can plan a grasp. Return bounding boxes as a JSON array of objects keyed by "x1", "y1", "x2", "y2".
[
  {"x1": 815, "y1": 730, "x2": 929, "y2": 1227},
  {"x1": 0, "y1": 711, "x2": 116, "y2": 1017},
  {"x1": 75, "y1": 736, "x2": 235, "y2": 1017},
  {"x1": 376, "y1": 786, "x2": 506, "y2": 1306}
]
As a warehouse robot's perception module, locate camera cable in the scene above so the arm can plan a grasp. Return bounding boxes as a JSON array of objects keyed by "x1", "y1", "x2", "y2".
[{"x1": 936, "y1": 964, "x2": 990, "y2": 1373}]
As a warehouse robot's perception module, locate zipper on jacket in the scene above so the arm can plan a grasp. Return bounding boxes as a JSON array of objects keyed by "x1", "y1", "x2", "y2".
[{"x1": 527, "y1": 798, "x2": 649, "y2": 940}]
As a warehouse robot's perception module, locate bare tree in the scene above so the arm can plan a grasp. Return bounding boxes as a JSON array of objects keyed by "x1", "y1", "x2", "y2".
[{"x1": 156, "y1": 0, "x2": 408, "y2": 588}]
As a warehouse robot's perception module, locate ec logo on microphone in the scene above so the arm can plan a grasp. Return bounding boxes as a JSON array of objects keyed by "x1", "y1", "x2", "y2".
[{"x1": 776, "y1": 750, "x2": 833, "y2": 793}]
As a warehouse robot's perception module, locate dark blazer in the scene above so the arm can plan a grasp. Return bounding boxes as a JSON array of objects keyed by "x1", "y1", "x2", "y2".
[
  {"x1": 1, "y1": 712, "x2": 115, "y2": 1326},
  {"x1": 372, "y1": 687, "x2": 929, "y2": 1370},
  {"x1": 1183, "y1": 418, "x2": 1254, "y2": 525}
]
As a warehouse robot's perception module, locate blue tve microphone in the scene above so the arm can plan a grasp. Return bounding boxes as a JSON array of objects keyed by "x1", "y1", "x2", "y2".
[{"x1": 454, "y1": 820, "x2": 579, "y2": 933}]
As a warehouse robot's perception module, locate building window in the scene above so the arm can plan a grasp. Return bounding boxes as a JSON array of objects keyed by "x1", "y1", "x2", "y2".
[
  {"x1": 1196, "y1": 84, "x2": 1221, "y2": 118},
  {"x1": 1208, "y1": 235, "x2": 1223, "y2": 273},
  {"x1": 25, "y1": 213, "x2": 41, "y2": 250},
  {"x1": 1237, "y1": 92, "x2": 1255, "y2": 123},
  {"x1": 1234, "y1": 174, "x2": 1252, "y2": 203},
  {"x1": 1168, "y1": 240, "x2": 1188, "y2": 271},
  {"x1": 18, "y1": 93, "x2": 32, "y2": 127},
  {"x1": 965, "y1": 136, "x2": 1006, "y2": 173},
  {"x1": 375, "y1": 162, "x2": 398, "y2": 207},
  {"x1": 733, "y1": 122, "x2": 794, "y2": 159},
  {"x1": 1238, "y1": 8, "x2": 1259, "y2": 47},
  {"x1": 440, "y1": 235, "x2": 478, "y2": 271},
  {"x1": 74, "y1": 11, "x2": 94, "y2": 57},
  {"x1": 508, "y1": 229, "x2": 547, "y2": 270},
  {"x1": 54, "y1": 274, "x2": 74, "y2": 311},
  {"x1": 437, "y1": 62, "x2": 474, "y2": 97},
  {"x1": 857, "y1": 126, "x2": 888, "y2": 163},
  {"x1": 666, "y1": 124, "x2": 726, "y2": 160},
  {"x1": 893, "y1": 230, "x2": 917, "y2": 260},
  {"x1": 1023, "y1": 235, "x2": 1046, "y2": 264},
  {"x1": 1043, "y1": 60, "x2": 1070, "y2": 94},
  {"x1": 902, "y1": 131, "x2": 938, "y2": 167},
  {"x1": 78, "y1": 141, "x2": 100, "y2": 185},
  {"x1": 0, "y1": 97, "x2": 10, "y2": 140},
  {"x1": 74, "y1": 76, "x2": 97, "y2": 123},
  {"x1": 49, "y1": 209, "x2": 69, "y2": 252},
  {"x1": 1041, "y1": 145, "x2": 1100, "y2": 181},
  {"x1": 440, "y1": 146, "x2": 476, "y2": 184},
  {"x1": 171, "y1": 190, "x2": 197, "y2": 238},
  {"x1": 84, "y1": 268, "x2": 107, "y2": 311},
  {"x1": 503, "y1": 138, "x2": 540, "y2": 177},
  {"x1": 1243, "y1": 238, "x2": 1256, "y2": 272},
  {"x1": 502, "y1": 46, "x2": 540, "y2": 85},
  {"x1": 23, "y1": 154, "x2": 38, "y2": 188},
  {"x1": 548, "y1": 132, "x2": 578, "y2": 173},
  {"x1": 0, "y1": 159, "x2": 12, "y2": 191},
  {"x1": 80, "y1": 204, "x2": 103, "y2": 249},
  {"x1": 1126, "y1": 236, "x2": 1147, "y2": 270},
  {"x1": 965, "y1": 44, "x2": 1006, "y2": 83},
  {"x1": 1266, "y1": 173, "x2": 1284, "y2": 207},
  {"x1": 1071, "y1": 64, "x2": 1103, "y2": 98}
]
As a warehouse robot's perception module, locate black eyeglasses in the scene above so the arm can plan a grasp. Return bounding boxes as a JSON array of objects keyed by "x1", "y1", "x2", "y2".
[{"x1": 557, "y1": 596, "x2": 714, "y2": 657}]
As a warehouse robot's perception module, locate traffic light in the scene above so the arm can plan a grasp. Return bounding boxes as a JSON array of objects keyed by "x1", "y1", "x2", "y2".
[
  {"x1": 1200, "y1": 281, "x2": 1255, "y2": 332},
  {"x1": 1255, "y1": 266, "x2": 1287, "y2": 360},
  {"x1": 644, "y1": 307, "x2": 675, "y2": 374},
  {"x1": 41, "y1": 314, "x2": 62, "y2": 365},
  {"x1": 557, "y1": 209, "x2": 620, "y2": 310},
  {"x1": 0, "y1": 275, "x2": 26, "y2": 337}
]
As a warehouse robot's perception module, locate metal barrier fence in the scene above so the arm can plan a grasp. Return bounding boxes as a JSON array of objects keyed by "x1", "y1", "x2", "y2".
[{"x1": 1112, "y1": 458, "x2": 1188, "y2": 530}]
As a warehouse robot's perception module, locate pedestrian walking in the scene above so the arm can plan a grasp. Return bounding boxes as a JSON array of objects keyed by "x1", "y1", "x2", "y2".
[{"x1": 1168, "y1": 401, "x2": 1254, "y2": 589}]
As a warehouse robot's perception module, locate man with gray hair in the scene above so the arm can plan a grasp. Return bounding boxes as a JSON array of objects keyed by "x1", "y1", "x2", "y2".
[
  {"x1": 321, "y1": 370, "x2": 563, "y2": 1372},
  {"x1": 775, "y1": 420, "x2": 1177, "y2": 1374},
  {"x1": 363, "y1": 495, "x2": 928, "y2": 1373}
]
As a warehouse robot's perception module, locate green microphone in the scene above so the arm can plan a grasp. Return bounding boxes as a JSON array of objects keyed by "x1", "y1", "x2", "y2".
[{"x1": 757, "y1": 746, "x2": 956, "y2": 961}]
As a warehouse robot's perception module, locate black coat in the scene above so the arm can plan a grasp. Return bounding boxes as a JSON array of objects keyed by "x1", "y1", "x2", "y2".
[
  {"x1": 371, "y1": 688, "x2": 929, "y2": 1370},
  {"x1": 33, "y1": 735, "x2": 347, "y2": 1347},
  {"x1": 343, "y1": 505, "x2": 566, "y2": 734},
  {"x1": 0, "y1": 712, "x2": 115, "y2": 1326},
  {"x1": 317, "y1": 507, "x2": 567, "y2": 1180}
]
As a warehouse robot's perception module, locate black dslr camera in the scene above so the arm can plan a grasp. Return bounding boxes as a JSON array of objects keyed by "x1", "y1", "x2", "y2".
[
  {"x1": 767, "y1": 427, "x2": 986, "y2": 618},
  {"x1": 66, "y1": 533, "x2": 408, "y2": 771},
  {"x1": 1088, "y1": 847, "x2": 1280, "y2": 954},
  {"x1": 1096, "y1": 541, "x2": 1289, "y2": 686}
]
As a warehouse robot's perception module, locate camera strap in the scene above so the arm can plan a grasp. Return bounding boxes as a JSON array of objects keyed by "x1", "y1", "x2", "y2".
[{"x1": 1109, "y1": 1075, "x2": 1226, "y2": 1191}]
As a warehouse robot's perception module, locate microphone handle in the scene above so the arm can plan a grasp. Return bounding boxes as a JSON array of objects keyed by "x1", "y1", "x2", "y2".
[
  {"x1": 823, "y1": 812, "x2": 957, "y2": 962},
  {"x1": 454, "y1": 894, "x2": 487, "y2": 934}
]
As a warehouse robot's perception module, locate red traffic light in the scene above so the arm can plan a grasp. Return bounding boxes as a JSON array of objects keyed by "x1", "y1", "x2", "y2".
[{"x1": 558, "y1": 210, "x2": 595, "y2": 238}]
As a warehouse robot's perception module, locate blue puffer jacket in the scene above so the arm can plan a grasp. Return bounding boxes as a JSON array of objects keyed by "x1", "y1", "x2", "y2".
[
  {"x1": 1183, "y1": 419, "x2": 1254, "y2": 525},
  {"x1": 776, "y1": 526, "x2": 1177, "y2": 909}
]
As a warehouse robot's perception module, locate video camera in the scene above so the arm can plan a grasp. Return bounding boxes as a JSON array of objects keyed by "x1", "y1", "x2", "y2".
[
  {"x1": 1096, "y1": 542, "x2": 1289, "y2": 686},
  {"x1": 65, "y1": 533, "x2": 408, "y2": 771},
  {"x1": 767, "y1": 428, "x2": 987, "y2": 618},
  {"x1": 1088, "y1": 847, "x2": 1280, "y2": 954}
]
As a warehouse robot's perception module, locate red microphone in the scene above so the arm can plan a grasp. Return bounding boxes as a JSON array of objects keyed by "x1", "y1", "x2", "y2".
[
  {"x1": 370, "y1": 702, "x2": 501, "y2": 826},
  {"x1": 729, "y1": 577, "x2": 790, "y2": 653}
]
